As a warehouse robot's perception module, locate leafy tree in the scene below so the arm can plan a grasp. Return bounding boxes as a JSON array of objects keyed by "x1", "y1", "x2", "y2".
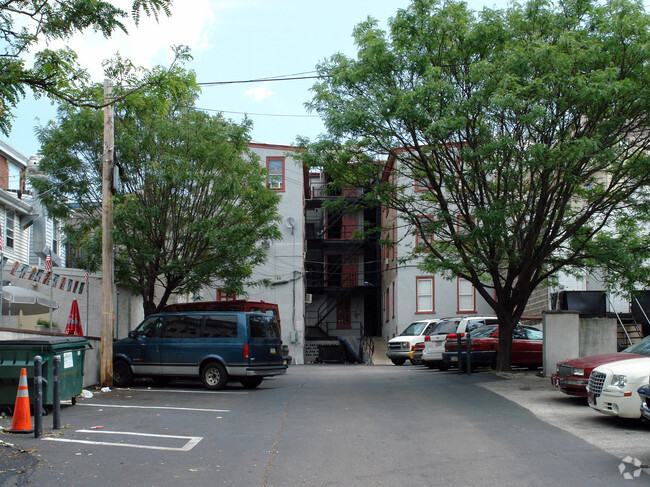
[
  {"x1": 32, "y1": 58, "x2": 282, "y2": 316},
  {"x1": 302, "y1": 0, "x2": 650, "y2": 370},
  {"x1": 0, "y1": 0, "x2": 171, "y2": 135}
]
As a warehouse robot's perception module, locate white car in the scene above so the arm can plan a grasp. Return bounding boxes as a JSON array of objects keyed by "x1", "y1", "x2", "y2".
[
  {"x1": 421, "y1": 316, "x2": 499, "y2": 370},
  {"x1": 386, "y1": 319, "x2": 440, "y2": 365},
  {"x1": 587, "y1": 356, "x2": 650, "y2": 419}
]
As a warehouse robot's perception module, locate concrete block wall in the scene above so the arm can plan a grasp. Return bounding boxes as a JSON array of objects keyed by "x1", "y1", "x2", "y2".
[{"x1": 542, "y1": 311, "x2": 617, "y2": 377}]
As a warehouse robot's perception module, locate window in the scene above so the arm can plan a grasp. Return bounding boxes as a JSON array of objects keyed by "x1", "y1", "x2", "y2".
[
  {"x1": 5, "y1": 210, "x2": 14, "y2": 249},
  {"x1": 134, "y1": 316, "x2": 164, "y2": 338},
  {"x1": 204, "y1": 315, "x2": 238, "y2": 338},
  {"x1": 267, "y1": 157, "x2": 285, "y2": 191},
  {"x1": 52, "y1": 220, "x2": 59, "y2": 255},
  {"x1": 385, "y1": 288, "x2": 390, "y2": 322},
  {"x1": 415, "y1": 216, "x2": 435, "y2": 250},
  {"x1": 249, "y1": 315, "x2": 280, "y2": 338},
  {"x1": 458, "y1": 278, "x2": 476, "y2": 313},
  {"x1": 525, "y1": 327, "x2": 543, "y2": 340},
  {"x1": 217, "y1": 290, "x2": 236, "y2": 301},
  {"x1": 415, "y1": 276, "x2": 435, "y2": 313},
  {"x1": 164, "y1": 315, "x2": 202, "y2": 338}
]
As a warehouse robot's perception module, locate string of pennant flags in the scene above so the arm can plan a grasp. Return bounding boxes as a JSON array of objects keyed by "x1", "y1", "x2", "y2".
[{"x1": 7, "y1": 260, "x2": 89, "y2": 295}]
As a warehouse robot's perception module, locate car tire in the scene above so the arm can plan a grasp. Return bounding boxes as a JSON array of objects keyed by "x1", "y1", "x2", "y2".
[
  {"x1": 201, "y1": 361, "x2": 228, "y2": 390},
  {"x1": 113, "y1": 360, "x2": 133, "y2": 387},
  {"x1": 391, "y1": 359, "x2": 406, "y2": 366},
  {"x1": 240, "y1": 377, "x2": 264, "y2": 389},
  {"x1": 410, "y1": 359, "x2": 422, "y2": 365},
  {"x1": 438, "y1": 362, "x2": 449, "y2": 371}
]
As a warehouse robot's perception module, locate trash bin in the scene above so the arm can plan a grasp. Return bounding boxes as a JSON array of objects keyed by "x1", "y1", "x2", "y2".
[{"x1": 0, "y1": 337, "x2": 91, "y2": 408}]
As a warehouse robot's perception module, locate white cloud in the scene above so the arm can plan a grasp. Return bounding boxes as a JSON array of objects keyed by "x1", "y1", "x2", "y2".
[
  {"x1": 244, "y1": 85, "x2": 275, "y2": 102},
  {"x1": 31, "y1": 0, "x2": 244, "y2": 79}
]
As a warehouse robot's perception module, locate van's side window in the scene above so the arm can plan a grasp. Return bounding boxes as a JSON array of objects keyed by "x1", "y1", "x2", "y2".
[
  {"x1": 164, "y1": 315, "x2": 203, "y2": 338},
  {"x1": 135, "y1": 316, "x2": 163, "y2": 338},
  {"x1": 204, "y1": 315, "x2": 238, "y2": 338}
]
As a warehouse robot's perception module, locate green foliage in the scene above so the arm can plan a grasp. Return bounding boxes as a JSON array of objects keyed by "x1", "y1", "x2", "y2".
[
  {"x1": 304, "y1": 0, "x2": 650, "y2": 369},
  {"x1": 0, "y1": 0, "x2": 172, "y2": 135},
  {"x1": 36, "y1": 319, "x2": 51, "y2": 328},
  {"x1": 32, "y1": 57, "x2": 282, "y2": 316}
]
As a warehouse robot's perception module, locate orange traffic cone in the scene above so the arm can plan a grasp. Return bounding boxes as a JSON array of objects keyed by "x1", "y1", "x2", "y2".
[{"x1": 8, "y1": 368, "x2": 33, "y2": 434}]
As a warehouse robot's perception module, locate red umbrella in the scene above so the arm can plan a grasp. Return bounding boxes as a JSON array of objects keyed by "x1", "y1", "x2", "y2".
[{"x1": 65, "y1": 299, "x2": 83, "y2": 336}]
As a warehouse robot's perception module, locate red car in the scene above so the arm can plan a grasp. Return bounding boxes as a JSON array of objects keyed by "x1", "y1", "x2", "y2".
[
  {"x1": 551, "y1": 335, "x2": 650, "y2": 397},
  {"x1": 441, "y1": 325, "x2": 543, "y2": 369}
]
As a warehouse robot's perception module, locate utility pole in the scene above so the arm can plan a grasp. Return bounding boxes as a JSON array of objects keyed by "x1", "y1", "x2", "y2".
[{"x1": 101, "y1": 79, "x2": 115, "y2": 387}]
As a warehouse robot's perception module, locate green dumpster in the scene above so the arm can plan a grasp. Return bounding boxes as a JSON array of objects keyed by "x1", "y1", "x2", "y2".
[{"x1": 0, "y1": 337, "x2": 91, "y2": 408}]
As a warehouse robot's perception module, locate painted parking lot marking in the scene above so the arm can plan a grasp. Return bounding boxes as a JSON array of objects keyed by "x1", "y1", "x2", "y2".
[
  {"x1": 78, "y1": 403, "x2": 230, "y2": 413},
  {"x1": 117, "y1": 388, "x2": 249, "y2": 395},
  {"x1": 43, "y1": 430, "x2": 202, "y2": 452}
]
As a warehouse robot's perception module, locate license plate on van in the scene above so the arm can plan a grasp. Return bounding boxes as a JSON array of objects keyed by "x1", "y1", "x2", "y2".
[{"x1": 270, "y1": 347, "x2": 277, "y2": 354}]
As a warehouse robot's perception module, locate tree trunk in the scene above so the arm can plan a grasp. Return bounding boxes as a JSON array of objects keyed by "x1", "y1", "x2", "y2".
[{"x1": 494, "y1": 313, "x2": 517, "y2": 371}]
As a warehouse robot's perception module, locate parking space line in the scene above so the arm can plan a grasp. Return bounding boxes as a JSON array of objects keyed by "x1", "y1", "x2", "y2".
[
  {"x1": 42, "y1": 430, "x2": 202, "y2": 451},
  {"x1": 118, "y1": 388, "x2": 248, "y2": 395},
  {"x1": 78, "y1": 403, "x2": 230, "y2": 412}
]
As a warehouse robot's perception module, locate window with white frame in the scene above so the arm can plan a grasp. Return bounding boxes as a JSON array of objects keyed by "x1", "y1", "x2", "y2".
[
  {"x1": 458, "y1": 278, "x2": 476, "y2": 312},
  {"x1": 5, "y1": 210, "x2": 14, "y2": 249},
  {"x1": 416, "y1": 276, "x2": 434, "y2": 313}
]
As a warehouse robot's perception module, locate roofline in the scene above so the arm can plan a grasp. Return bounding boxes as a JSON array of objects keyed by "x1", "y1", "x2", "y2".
[
  {"x1": 0, "y1": 140, "x2": 28, "y2": 169},
  {"x1": 248, "y1": 142, "x2": 298, "y2": 151}
]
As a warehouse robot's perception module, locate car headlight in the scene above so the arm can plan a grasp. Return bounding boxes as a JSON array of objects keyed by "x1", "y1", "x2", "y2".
[
  {"x1": 572, "y1": 368, "x2": 584, "y2": 377},
  {"x1": 611, "y1": 375, "x2": 628, "y2": 388}
]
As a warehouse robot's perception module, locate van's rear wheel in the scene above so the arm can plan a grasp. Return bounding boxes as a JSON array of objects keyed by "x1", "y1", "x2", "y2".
[
  {"x1": 391, "y1": 359, "x2": 406, "y2": 366},
  {"x1": 201, "y1": 362, "x2": 227, "y2": 390},
  {"x1": 113, "y1": 360, "x2": 133, "y2": 387},
  {"x1": 240, "y1": 377, "x2": 263, "y2": 389}
]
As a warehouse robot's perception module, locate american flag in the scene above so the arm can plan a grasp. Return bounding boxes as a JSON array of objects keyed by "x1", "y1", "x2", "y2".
[
  {"x1": 44, "y1": 251, "x2": 52, "y2": 272},
  {"x1": 84, "y1": 268, "x2": 89, "y2": 284}
]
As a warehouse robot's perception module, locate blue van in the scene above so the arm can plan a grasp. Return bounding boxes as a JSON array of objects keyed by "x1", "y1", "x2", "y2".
[{"x1": 112, "y1": 311, "x2": 287, "y2": 390}]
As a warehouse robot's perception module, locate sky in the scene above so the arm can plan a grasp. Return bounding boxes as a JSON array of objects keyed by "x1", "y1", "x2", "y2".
[{"x1": 6, "y1": 0, "x2": 506, "y2": 158}]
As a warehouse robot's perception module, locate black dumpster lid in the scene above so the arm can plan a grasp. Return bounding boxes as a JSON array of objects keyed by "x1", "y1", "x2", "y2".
[{"x1": 0, "y1": 337, "x2": 89, "y2": 347}]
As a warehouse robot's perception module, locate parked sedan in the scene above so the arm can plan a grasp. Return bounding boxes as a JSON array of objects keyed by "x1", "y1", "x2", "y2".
[
  {"x1": 441, "y1": 325, "x2": 543, "y2": 370},
  {"x1": 551, "y1": 335, "x2": 650, "y2": 397},
  {"x1": 587, "y1": 357, "x2": 650, "y2": 419},
  {"x1": 637, "y1": 382, "x2": 650, "y2": 421}
]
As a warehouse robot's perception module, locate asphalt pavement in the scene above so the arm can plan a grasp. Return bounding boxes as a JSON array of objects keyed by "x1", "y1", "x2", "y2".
[{"x1": 0, "y1": 366, "x2": 647, "y2": 486}]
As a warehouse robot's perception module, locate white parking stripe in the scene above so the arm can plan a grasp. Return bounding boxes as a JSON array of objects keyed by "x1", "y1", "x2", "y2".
[
  {"x1": 43, "y1": 430, "x2": 202, "y2": 451},
  {"x1": 77, "y1": 403, "x2": 230, "y2": 412},
  {"x1": 116, "y1": 388, "x2": 248, "y2": 395}
]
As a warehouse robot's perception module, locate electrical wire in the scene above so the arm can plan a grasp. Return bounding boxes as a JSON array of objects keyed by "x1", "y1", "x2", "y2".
[{"x1": 197, "y1": 72, "x2": 322, "y2": 87}]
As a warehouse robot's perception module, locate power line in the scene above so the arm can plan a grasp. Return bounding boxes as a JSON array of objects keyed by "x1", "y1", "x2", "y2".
[
  {"x1": 197, "y1": 72, "x2": 322, "y2": 87},
  {"x1": 192, "y1": 106, "x2": 319, "y2": 119}
]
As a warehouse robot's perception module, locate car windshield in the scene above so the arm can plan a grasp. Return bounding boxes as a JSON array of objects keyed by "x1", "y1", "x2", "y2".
[
  {"x1": 469, "y1": 326, "x2": 497, "y2": 338},
  {"x1": 623, "y1": 335, "x2": 650, "y2": 355},
  {"x1": 400, "y1": 322, "x2": 429, "y2": 336},
  {"x1": 432, "y1": 320, "x2": 459, "y2": 335}
]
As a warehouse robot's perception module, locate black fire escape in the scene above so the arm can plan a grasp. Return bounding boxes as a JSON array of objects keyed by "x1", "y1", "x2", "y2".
[{"x1": 304, "y1": 181, "x2": 382, "y2": 340}]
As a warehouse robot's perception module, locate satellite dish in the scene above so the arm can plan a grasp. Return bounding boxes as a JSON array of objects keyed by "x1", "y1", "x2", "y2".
[{"x1": 285, "y1": 217, "x2": 296, "y2": 228}]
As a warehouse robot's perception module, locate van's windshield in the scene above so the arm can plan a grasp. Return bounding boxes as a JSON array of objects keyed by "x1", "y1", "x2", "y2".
[
  {"x1": 399, "y1": 322, "x2": 428, "y2": 336},
  {"x1": 134, "y1": 316, "x2": 163, "y2": 338}
]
